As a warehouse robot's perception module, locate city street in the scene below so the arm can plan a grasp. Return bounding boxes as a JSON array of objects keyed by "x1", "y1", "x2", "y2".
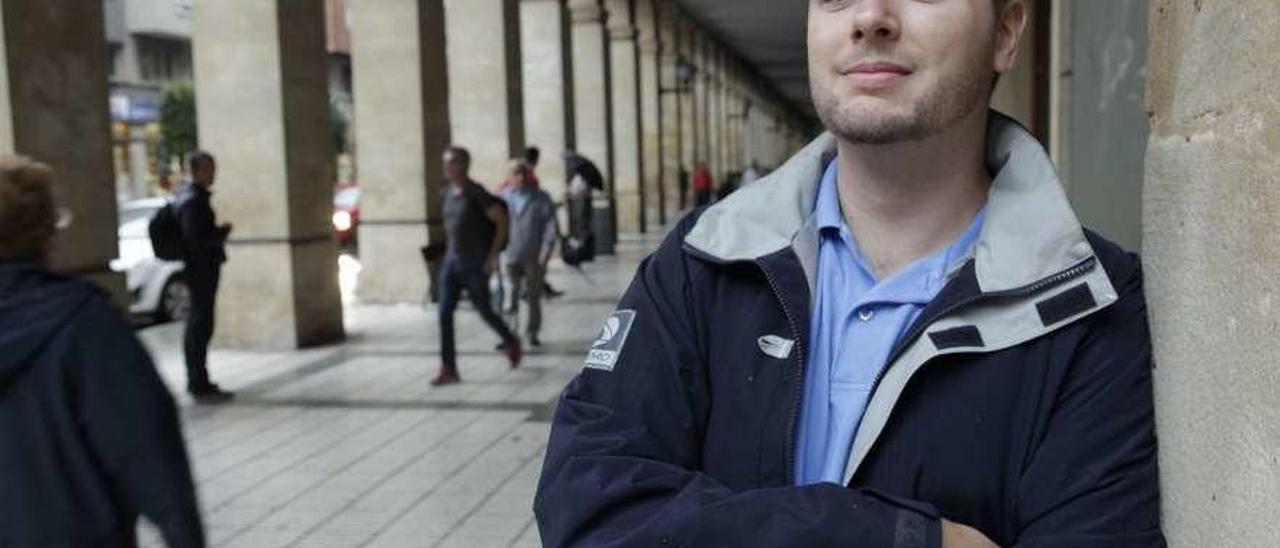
[{"x1": 134, "y1": 232, "x2": 662, "y2": 548}]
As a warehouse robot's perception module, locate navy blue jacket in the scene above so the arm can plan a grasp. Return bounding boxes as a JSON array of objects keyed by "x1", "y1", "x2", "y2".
[
  {"x1": 0, "y1": 263, "x2": 204, "y2": 547},
  {"x1": 535, "y1": 114, "x2": 1164, "y2": 548}
]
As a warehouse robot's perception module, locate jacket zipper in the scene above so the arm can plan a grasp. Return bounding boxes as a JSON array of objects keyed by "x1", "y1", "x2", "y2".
[{"x1": 757, "y1": 259, "x2": 807, "y2": 483}]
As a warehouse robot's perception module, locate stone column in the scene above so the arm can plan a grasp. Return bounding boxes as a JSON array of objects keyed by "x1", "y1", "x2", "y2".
[
  {"x1": 728, "y1": 88, "x2": 741, "y2": 169},
  {"x1": 521, "y1": 0, "x2": 574, "y2": 203},
  {"x1": 696, "y1": 35, "x2": 716, "y2": 170},
  {"x1": 636, "y1": 0, "x2": 664, "y2": 231},
  {"x1": 747, "y1": 104, "x2": 762, "y2": 167},
  {"x1": 0, "y1": 1, "x2": 125, "y2": 300},
  {"x1": 1144, "y1": 2, "x2": 1280, "y2": 546},
  {"x1": 678, "y1": 20, "x2": 696, "y2": 205},
  {"x1": 707, "y1": 47, "x2": 724, "y2": 184},
  {"x1": 349, "y1": 0, "x2": 450, "y2": 303},
  {"x1": 568, "y1": 0, "x2": 615, "y2": 253},
  {"x1": 0, "y1": 3, "x2": 10, "y2": 155},
  {"x1": 444, "y1": 0, "x2": 524, "y2": 187},
  {"x1": 693, "y1": 32, "x2": 709, "y2": 168},
  {"x1": 656, "y1": 3, "x2": 683, "y2": 222},
  {"x1": 725, "y1": 85, "x2": 741, "y2": 173},
  {"x1": 765, "y1": 113, "x2": 781, "y2": 167},
  {"x1": 606, "y1": 0, "x2": 642, "y2": 234},
  {"x1": 193, "y1": 0, "x2": 344, "y2": 348}
]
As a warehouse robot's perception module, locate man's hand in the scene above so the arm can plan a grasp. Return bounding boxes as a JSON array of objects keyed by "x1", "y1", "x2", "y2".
[
  {"x1": 942, "y1": 520, "x2": 1000, "y2": 548},
  {"x1": 484, "y1": 253, "x2": 499, "y2": 278}
]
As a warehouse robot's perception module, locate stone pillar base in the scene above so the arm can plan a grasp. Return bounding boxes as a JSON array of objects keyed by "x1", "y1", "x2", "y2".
[
  {"x1": 217, "y1": 239, "x2": 344, "y2": 350},
  {"x1": 356, "y1": 223, "x2": 433, "y2": 304}
]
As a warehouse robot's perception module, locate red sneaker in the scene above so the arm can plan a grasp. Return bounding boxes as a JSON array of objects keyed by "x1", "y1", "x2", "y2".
[
  {"x1": 430, "y1": 366, "x2": 461, "y2": 386},
  {"x1": 505, "y1": 340, "x2": 523, "y2": 369}
]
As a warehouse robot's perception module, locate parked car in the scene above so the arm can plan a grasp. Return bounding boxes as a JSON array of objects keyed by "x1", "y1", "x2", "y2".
[
  {"x1": 333, "y1": 184, "x2": 360, "y2": 250},
  {"x1": 111, "y1": 198, "x2": 189, "y2": 323}
]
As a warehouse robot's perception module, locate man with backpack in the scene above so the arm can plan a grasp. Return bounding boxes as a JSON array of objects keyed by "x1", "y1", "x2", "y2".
[
  {"x1": 433, "y1": 146, "x2": 522, "y2": 386},
  {"x1": 173, "y1": 151, "x2": 233, "y2": 404}
]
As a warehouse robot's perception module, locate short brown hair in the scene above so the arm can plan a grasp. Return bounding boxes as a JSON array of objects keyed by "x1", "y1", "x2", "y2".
[{"x1": 0, "y1": 155, "x2": 57, "y2": 261}]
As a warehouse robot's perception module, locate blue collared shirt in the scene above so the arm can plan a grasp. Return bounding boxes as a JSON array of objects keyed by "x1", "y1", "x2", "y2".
[{"x1": 794, "y1": 159, "x2": 987, "y2": 485}]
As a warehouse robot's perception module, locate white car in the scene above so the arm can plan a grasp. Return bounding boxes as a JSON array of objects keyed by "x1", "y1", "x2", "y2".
[{"x1": 111, "y1": 198, "x2": 190, "y2": 322}]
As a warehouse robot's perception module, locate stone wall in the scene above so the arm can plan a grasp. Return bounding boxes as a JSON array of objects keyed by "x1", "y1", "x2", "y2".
[{"x1": 1144, "y1": 1, "x2": 1280, "y2": 546}]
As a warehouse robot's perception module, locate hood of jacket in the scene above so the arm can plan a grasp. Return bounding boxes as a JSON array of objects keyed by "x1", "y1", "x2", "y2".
[{"x1": 0, "y1": 262, "x2": 97, "y2": 388}]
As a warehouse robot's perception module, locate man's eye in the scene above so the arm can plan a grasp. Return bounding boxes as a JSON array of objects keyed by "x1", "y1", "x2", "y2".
[{"x1": 816, "y1": 0, "x2": 853, "y2": 11}]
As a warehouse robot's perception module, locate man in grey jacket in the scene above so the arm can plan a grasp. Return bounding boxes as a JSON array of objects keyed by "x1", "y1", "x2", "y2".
[{"x1": 501, "y1": 159, "x2": 558, "y2": 348}]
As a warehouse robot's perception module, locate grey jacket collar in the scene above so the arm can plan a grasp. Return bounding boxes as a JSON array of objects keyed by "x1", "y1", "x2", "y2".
[{"x1": 684, "y1": 111, "x2": 1097, "y2": 294}]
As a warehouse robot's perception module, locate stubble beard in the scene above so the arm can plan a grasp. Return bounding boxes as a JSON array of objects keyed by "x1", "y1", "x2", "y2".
[{"x1": 813, "y1": 43, "x2": 995, "y2": 145}]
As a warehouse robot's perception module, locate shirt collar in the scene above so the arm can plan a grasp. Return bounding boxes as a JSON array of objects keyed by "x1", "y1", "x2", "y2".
[
  {"x1": 811, "y1": 156, "x2": 988, "y2": 304},
  {"x1": 813, "y1": 159, "x2": 844, "y2": 233}
]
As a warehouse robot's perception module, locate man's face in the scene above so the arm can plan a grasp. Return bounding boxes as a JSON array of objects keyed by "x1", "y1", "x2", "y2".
[
  {"x1": 512, "y1": 165, "x2": 531, "y2": 188},
  {"x1": 443, "y1": 152, "x2": 467, "y2": 181},
  {"x1": 807, "y1": 0, "x2": 1019, "y2": 144},
  {"x1": 193, "y1": 160, "x2": 217, "y2": 188}
]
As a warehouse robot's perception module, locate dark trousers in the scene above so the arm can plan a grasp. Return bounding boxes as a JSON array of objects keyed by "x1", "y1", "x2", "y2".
[
  {"x1": 695, "y1": 189, "x2": 712, "y2": 207},
  {"x1": 438, "y1": 259, "x2": 517, "y2": 367},
  {"x1": 505, "y1": 259, "x2": 545, "y2": 338},
  {"x1": 184, "y1": 265, "x2": 219, "y2": 391}
]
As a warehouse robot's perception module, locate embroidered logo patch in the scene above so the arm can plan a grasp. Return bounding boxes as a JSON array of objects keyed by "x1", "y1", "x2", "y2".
[
  {"x1": 757, "y1": 335, "x2": 795, "y2": 360},
  {"x1": 585, "y1": 310, "x2": 637, "y2": 372}
]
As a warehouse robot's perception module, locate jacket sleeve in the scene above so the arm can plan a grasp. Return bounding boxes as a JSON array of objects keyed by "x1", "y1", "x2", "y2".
[
  {"x1": 1013, "y1": 260, "x2": 1166, "y2": 547},
  {"x1": 534, "y1": 217, "x2": 942, "y2": 548},
  {"x1": 73, "y1": 299, "x2": 206, "y2": 548}
]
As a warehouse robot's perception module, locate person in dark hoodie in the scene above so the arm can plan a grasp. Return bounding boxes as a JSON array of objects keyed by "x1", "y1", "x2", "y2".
[{"x1": 0, "y1": 155, "x2": 205, "y2": 547}]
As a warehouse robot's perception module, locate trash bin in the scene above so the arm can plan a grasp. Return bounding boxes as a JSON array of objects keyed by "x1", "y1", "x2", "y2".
[{"x1": 591, "y1": 199, "x2": 616, "y2": 256}]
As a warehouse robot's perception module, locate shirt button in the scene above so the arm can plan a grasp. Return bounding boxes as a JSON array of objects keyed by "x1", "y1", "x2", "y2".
[{"x1": 858, "y1": 309, "x2": 875, "y2": 322}]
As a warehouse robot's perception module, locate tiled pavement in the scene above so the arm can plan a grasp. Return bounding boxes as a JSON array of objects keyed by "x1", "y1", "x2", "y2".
[{"x1": 135, "y1": 232, "x2": 664, "y2": 548}]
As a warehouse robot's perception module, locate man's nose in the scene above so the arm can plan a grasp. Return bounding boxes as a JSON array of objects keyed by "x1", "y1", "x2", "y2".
[{"x1": 850, "y1": 0, "x2": 901, "y2": 43}]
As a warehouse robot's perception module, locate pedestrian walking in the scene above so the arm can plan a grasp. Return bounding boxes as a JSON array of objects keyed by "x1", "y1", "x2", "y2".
[
  {"x1": 519, "y1": 146, "x2": 565, "y2": 299},
  {"x1": 174, "y1": 151, "x2": 234, "y2": 404},
  {"x1": 434, "y1": 146, "x2": 522, "y2": 386},
  {"x1": 692, "y1": 161, "x2": 714, "y2": 206},
  {"x1": 501, "y1": 159, "x2": 558, "y2": 348},
  {"x1": 0, "y1": 155, "x2": 205, "y2": 548},
  {"x1": 536, "y1": 1, "x2": 1165, "y2": 546}
]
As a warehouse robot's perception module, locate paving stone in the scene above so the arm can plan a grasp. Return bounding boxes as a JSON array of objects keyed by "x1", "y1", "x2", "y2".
[{"x1": 132, "y1": 233, "x2": 664, "y2": 546}]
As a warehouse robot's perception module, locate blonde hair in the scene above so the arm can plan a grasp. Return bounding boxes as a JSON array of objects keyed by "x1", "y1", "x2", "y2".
[{"x1": 0, "y1": 155, "x2": 57, "y2": 261}]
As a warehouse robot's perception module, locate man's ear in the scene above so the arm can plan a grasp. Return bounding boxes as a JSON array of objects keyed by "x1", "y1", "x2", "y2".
[{"x1": 993, "y1": 0, "x2": 1029, "y2": 76}]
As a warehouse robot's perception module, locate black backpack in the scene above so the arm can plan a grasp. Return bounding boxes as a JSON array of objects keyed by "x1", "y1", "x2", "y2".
[{"x1": 149, "y1": 202, "x2": 185, "y2": 261}]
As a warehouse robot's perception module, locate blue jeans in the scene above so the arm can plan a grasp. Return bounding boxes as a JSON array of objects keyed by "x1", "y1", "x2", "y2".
[{"x1": 438, "y1": 259, "x2": 517, "y2": 367}]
